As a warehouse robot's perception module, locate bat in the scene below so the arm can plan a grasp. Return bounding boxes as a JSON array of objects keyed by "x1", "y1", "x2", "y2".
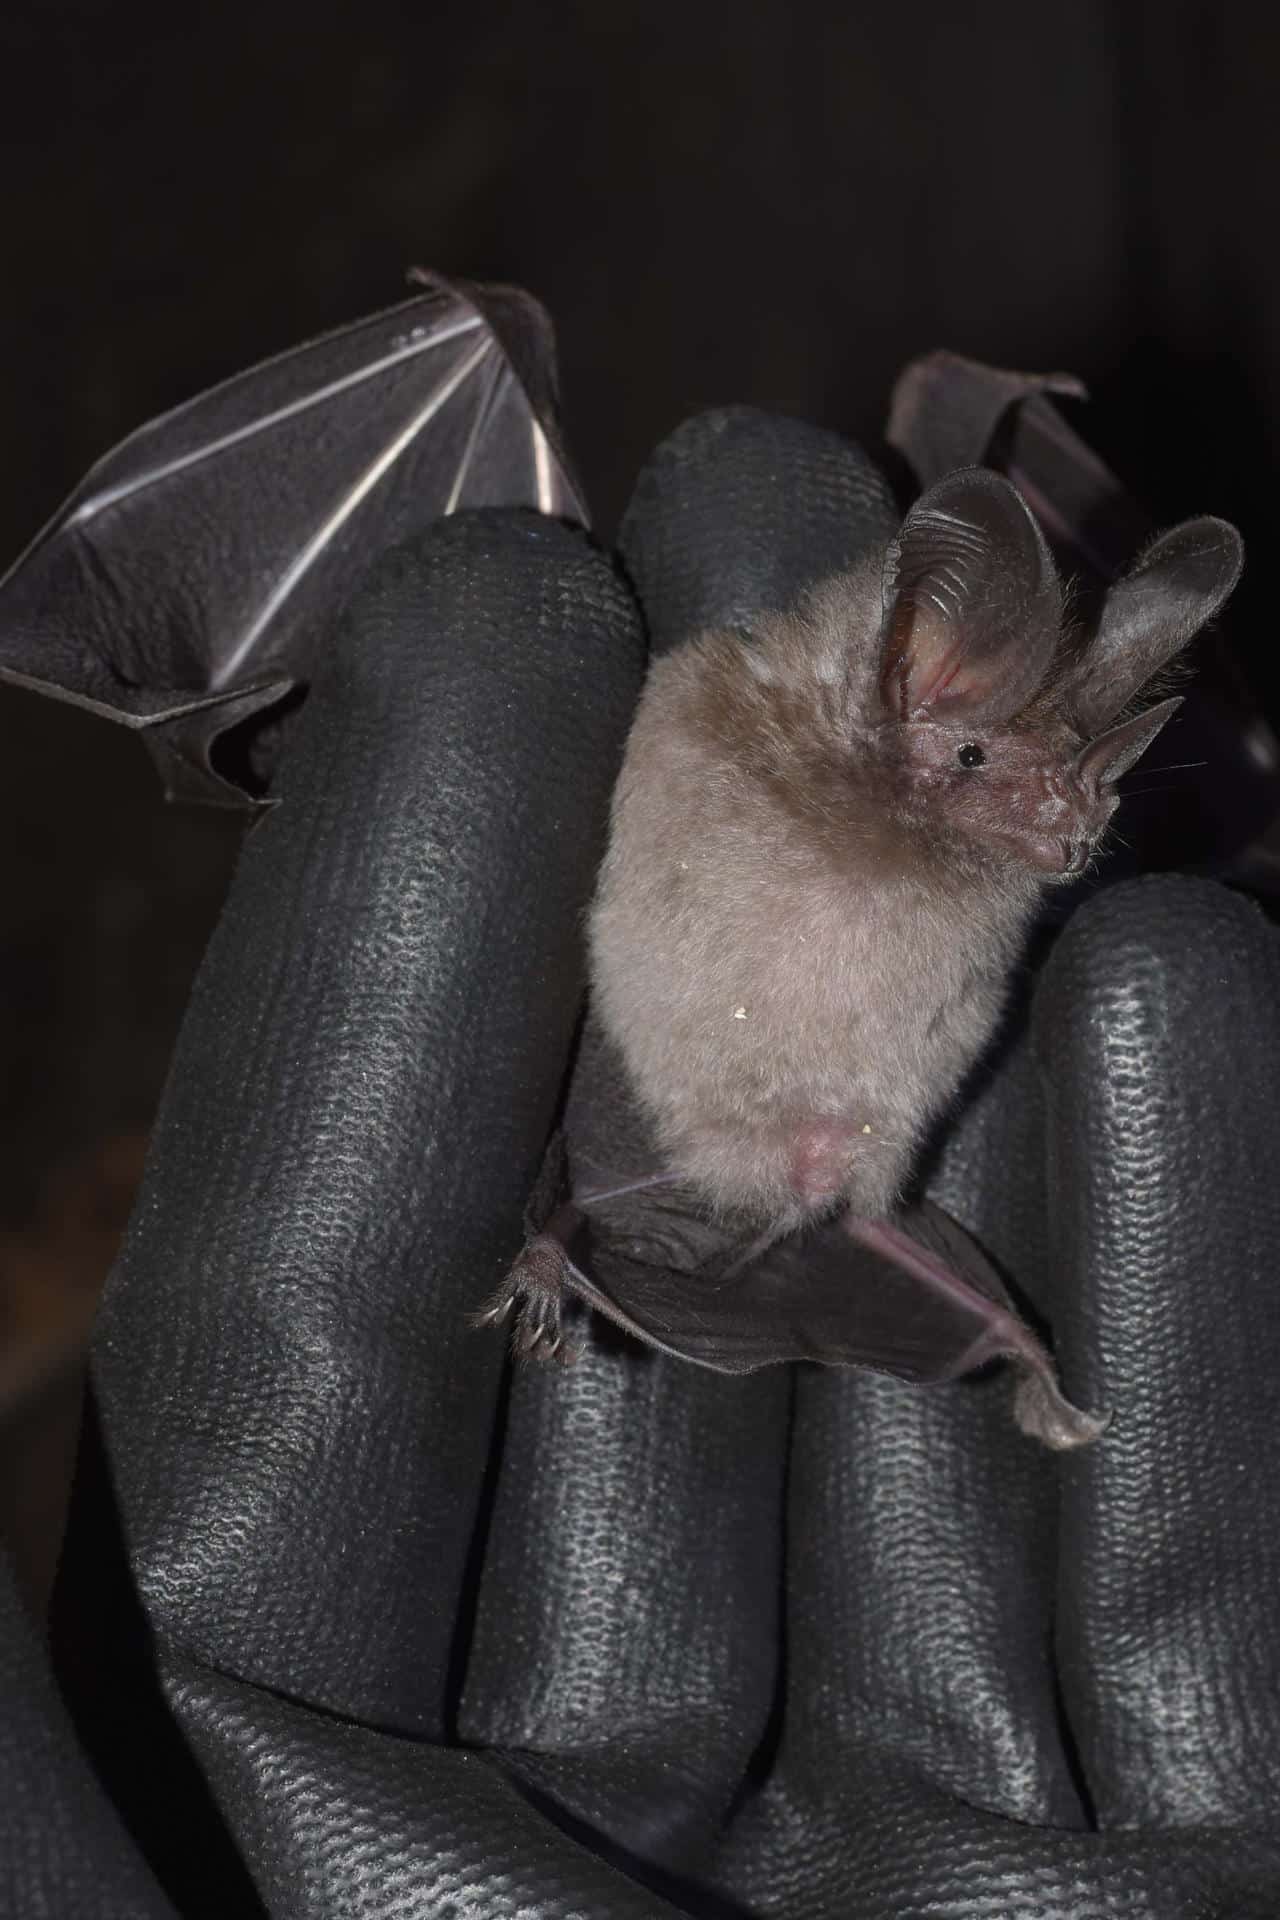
[
  {"x1": 0, "y1": 273, "x2": 585, "y2": 806},
  {"x1": 486, "y1": 458, "x2": 1242, "y2": 1449},
  {"x1": 0, "y1": 277, "x2": 1252, "y2": 1444}
]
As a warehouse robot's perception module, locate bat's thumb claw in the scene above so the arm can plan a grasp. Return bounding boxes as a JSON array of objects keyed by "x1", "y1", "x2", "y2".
[{"x1": 1012, "y1": 1368, "x2": 1111, "y2": 1451}]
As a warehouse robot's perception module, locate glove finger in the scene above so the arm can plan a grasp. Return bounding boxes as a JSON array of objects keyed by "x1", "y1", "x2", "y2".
[
  {"x1": 459, "y1": 1344, "x2": 791, "y2": 1880},
  {"x1": 614, "y1": 410, "x2": 1070, "y2": 1869},
  {"x1": 617, "y1": 404, "x2": 899, "y2": 654},
  {"x1": 769, "y1": 1014, "x2": 1086, "y2": 1830},
  {"x1": 459, "y1": 415, "x2": 871, "y2": 1876},
  {"x1": 1038, "y1": 875, "x2": 1280, "y2": 1824},
  {"x1": 89, "y1": 512, "x2": 645, "y2": 1733}
]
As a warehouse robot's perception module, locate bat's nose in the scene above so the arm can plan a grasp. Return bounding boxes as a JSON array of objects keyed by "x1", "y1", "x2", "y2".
[{"x1": 1037, "y1": 767, "x2": 1088, "y2": 831}]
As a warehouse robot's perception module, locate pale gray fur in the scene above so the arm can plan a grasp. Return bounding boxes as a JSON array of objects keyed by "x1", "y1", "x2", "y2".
[{"x1": 589, "y1": 561, "x2": 1044, "y2": 1227}]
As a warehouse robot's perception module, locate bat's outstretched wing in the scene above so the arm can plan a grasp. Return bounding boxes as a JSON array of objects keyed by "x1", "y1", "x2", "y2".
[{"x1": 0, "y1": 273, "x2": 585, "y2": 806}]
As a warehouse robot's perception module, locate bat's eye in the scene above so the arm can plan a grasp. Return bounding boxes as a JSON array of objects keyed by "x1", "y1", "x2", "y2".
[{"x1": 957, "y1": 742, "x2": 986, "y2": 769}]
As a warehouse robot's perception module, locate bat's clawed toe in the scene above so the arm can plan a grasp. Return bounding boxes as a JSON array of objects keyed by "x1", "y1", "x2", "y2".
[
  {"x1": 472, "y1": 1233, "x2": 584, "y2": 1367},
  {"x1": 472, "y1": 1293, "x2": 515, "y2": 1327}
]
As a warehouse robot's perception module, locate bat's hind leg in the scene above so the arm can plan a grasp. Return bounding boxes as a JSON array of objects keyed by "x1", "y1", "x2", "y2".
[{"x1": 473, "y1": 1206, "x2": 584, "y2": 1365}]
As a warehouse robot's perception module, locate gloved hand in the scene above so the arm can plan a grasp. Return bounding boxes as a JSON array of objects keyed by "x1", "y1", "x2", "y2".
[{"x1": 7, "y1": 411, "x2": 1280, "y2": 1920}]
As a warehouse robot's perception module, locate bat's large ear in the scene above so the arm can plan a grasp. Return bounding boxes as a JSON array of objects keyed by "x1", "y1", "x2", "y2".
[
  {"x1": 1070, "y1": 517, "x2": 1244, "y2": 733},
  {"x1": 878, "y1": 468, "x2": 1060, "y2": 724}
]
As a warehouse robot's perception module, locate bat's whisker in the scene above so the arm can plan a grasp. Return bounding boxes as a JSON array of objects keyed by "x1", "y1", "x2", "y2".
[
  {"x1": 1127, "y1": 759, "x2": 1208, "y2": 775},
  {"x1": 579, "y1": 1172, "x2": 678, "y2": 1208}
]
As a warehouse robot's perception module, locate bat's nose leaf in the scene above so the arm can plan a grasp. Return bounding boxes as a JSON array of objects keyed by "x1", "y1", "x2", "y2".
[{"x1": 0, "y1": 275, "x2": 585, "y2": 806}]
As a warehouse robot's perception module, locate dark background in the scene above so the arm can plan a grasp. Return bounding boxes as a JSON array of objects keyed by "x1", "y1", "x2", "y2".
[{"x1": 1, "y1": 0, "x2": 1277, "y2": 1601}]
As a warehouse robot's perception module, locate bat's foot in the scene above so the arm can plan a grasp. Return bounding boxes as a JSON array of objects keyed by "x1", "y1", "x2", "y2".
[{"x1": 473, "y1": 1233, "x2": 583, "y2": 1366}]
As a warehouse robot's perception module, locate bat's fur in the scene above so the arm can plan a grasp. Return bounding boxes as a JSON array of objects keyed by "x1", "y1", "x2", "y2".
[{"x1": 590, "y1": 477, "x2": 1242, "y2": 1230}]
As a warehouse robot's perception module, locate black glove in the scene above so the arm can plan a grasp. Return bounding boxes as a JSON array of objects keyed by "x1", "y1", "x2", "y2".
[{"x1": 8, "y1": 413, "x2": 1280, "y2": 1919}]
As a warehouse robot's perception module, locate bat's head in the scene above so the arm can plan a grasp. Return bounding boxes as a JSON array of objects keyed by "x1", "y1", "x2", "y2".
[{"x1": 870, "y1": 469, "x2": 1243, "y2": 878}]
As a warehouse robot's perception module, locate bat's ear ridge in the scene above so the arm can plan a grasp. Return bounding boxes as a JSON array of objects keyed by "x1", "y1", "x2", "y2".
[
  {"x1": 1070, "y1": 515, "x2": 1244, "y2": 733},
  {"x1": 879, "y1": 467, "x2": 1061, "y2": 725}
]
